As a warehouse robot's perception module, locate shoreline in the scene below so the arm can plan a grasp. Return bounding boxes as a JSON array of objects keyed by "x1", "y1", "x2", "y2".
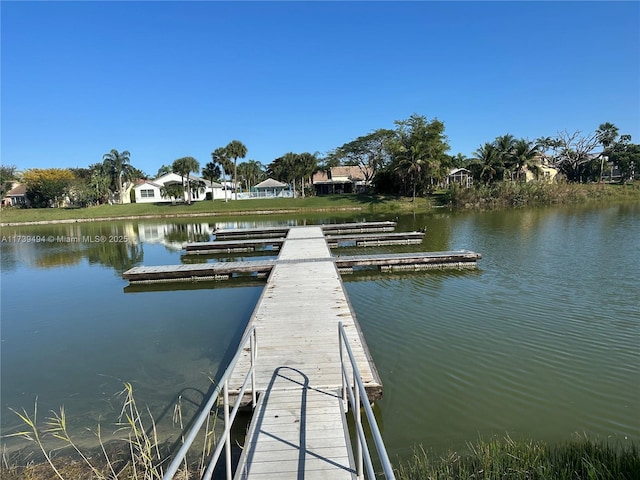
[{"x1": 0, "y1": 206, "x2": 366, "y2": 227}]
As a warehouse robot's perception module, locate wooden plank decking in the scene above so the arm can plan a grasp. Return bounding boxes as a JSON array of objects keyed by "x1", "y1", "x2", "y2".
[
  {"x1": 122, "y1": 250, "x2": 480, "y2": 283},
  {"x1": 183, "y1": 231, "x2": 424, "y2": 254},
  {"x1": 229, "y1": 226, "x2": 381, "y2": 478},
  {"x1": 185, "y1": 238, "x2": 285, "y2": 253},
  {"x1": 213, "y1": 221, "x2": 396, "y2": 240},
  {"x1": 122, "y1": 260, "x2": 275, "y2": 283},
  {"x1": 235, "y1": 372, "x2": 355, "y2": 479}
]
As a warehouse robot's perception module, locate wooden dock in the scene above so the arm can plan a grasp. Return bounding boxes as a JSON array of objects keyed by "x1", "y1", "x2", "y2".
[
  {"x1": 124, "y1": 221, "x2": 481, "y2": 478},
  {"x1": 212, "y1": 221, "x2": 396, "y2": 240},
  {"x1": 122, "y1": 250, "x2": 480, "y2": 283},
  {"x1": 123, "y1": 260, "x2": 275, "y2": 283},
  {"x1": 234, "y1": 370, "x2": 355, "y2": 479},
  {"x1": 230, "y1": 226, "x2": 379, "y2": 478},
  {"x1": 325, "y1": 231, "x2": 424, "y2": 247},
  {"x1": 336, "y1": 250, "x2": 481, "y2": 272},
  {"x1": 183, "y1": 231, "x2": 424, "y2": 255},
  {"x1": 185, "y1": 238, "x2": 285, "y2": 254}
]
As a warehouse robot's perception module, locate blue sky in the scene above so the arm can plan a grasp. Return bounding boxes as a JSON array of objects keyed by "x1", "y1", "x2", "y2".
[{"x1": 2, "y1": 1, "x2": 639, "y2": 176}]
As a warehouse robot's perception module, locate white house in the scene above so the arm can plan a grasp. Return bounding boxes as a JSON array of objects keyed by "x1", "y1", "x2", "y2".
[
  {"x1": 134, "y1": 173, "x2": 225, "y2": 203},
  {"x1": 445, "y1": 168, "x2": 472, "y2": 188}
]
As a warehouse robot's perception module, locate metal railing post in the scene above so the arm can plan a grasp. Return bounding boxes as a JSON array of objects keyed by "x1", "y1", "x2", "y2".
[
  {"x1": 223, "y1": 379, "x2": 231, "y2": 480},
  {"x1": 338, "y1": 322, "x2": 396, "y2": 480},
  {"x1": 355, "y1": 367, "x2": 363, "y2": 479},
  {"x1": 251, "y1": 329, "x2": 257, "y2": 408},
  {"x1": 339, "y1": 325, "x2": 347, "y2": 413},
  {"x1": 164, "y1": 326, "x2": 258, "y2": 480}
]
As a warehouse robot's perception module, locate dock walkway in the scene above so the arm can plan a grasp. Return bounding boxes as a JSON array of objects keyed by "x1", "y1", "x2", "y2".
[{"x1": 231, "y1": 226, "x2": 380, "y2": 478}]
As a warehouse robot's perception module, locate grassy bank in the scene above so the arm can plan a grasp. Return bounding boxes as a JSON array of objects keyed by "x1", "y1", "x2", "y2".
[
  {"x1": 443, "y1": 182, "x2": 640, "y2": 209},
  {"x1": 0, "y1": 195, "x2": 430, "y2": 225},
  {"x1": 395, "y1": 435, "x2": 639, "y2": 480},
  {"x1": 2, "y1": 184, "x2": 638, "y2": 226},
  {"x1": 3, "y1": 434, "x2": 637, "y2": 479}
]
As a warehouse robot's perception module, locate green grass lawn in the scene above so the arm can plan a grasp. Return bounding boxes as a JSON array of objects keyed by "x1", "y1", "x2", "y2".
[{"x1": 0, "y1": 195, "x2": 431, "y2": 224}]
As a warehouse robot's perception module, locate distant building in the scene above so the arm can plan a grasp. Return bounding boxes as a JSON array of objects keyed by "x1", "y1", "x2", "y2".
[
  {"x1": 522, "y1": 156, "x2": 559, "y2": 183},
  {"x1": 133, "y1": 173, "x2": 224, "y2": 203},
  {"x1": 2, "y1": 183, "x2": 29, "y2": 207},
  {"x1": 252, "y1": 178, "x2": 290, "y2": 197},
  {"x1": 312, "y1": 166, "x2": 372, "y2": 195},
  {"x1": 445, "y1": 168, "x2": 472, "y2": 188}
]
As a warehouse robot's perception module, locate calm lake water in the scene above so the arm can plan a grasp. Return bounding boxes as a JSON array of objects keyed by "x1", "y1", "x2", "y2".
[{"x1": 1, "y1": 204, "x2": 638, "y2": 463}]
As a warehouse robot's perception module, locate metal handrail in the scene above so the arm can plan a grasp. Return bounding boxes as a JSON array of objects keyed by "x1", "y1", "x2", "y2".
[
  {"x1": 339, "y1": 322, "x2": 395, "y2": 480},
  {"x1": 163, "y1": 326, "x2": 257, "y2": 480}
]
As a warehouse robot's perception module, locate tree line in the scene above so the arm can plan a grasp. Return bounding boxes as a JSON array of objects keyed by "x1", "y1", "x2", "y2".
[{"x1": 3, "y1": 116, "x2": 637, "y2": 208}]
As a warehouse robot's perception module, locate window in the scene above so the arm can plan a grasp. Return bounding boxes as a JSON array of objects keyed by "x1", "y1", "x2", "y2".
[{"x1": 140, "y1": 189, "x2": 155, "y2": 198}]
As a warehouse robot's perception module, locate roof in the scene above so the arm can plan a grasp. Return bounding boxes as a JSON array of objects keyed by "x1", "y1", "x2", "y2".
[
  {"x1": 254, "y1": 178, "x2": 288, "y2": 189},
  {"x1": 312, "y1": 166, "x2": 372, "y2": 184},
  {"x1": 143, "y1": 173, "x2": 222, "y2": 189},
  {"x1": 312, "y1": 171, "x2": 330, "y2": 183},
  {"x1": 7, "y1": 184, "x2": 27, "y2": 196},
  {"x1": 448, "y1": 168, "x2": 470, "y2": 175},
  {"x1": 135, "y1": 181, "x2": 163, "y2": 189},
  {"x1": 332, "y1": 166, "x2": 365, "y2": 180}
]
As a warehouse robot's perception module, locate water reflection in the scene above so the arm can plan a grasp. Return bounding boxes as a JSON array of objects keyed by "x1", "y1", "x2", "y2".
[
  {"x1": 1, "y1": 223, "x2": 144, "y2": 274},
  {"x1": 2, "y1": 206, "x2": 637, "y2": 461}
]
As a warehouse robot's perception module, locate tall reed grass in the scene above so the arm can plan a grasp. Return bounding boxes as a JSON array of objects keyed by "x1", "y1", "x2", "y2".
[
  {"x1": 395, "y1": 434, "x2": 639, "y2": 480},
  {"x1": 443, "y1": 182, "x2": 640, "y2": 209},
  {"x1": 1, "y1": 383, "x2": 218, "y2": 480}
]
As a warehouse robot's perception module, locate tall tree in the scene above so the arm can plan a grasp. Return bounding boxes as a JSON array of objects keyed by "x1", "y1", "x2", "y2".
[
  {"x1": 202, "y1": 161, "x2": 222, "y2": 202},
  {"x1": 156, "y1": 164, "x2": 173, "y2": 178},
  {"x1": 331, "y1": 129, "x2": 395, "y2": 185},
  {"x1": 237, "y1": 160, "x2": 266, "y2": 193},
  {"x1": 596, "y1": 122, "x2": 619, "y2": 182},
  {"x1": 450, "y1": 153, "x2": 468, "y2": 169},
  {"x1": 102, "y1": 149, "x2": 135, "y2": 204},
  {"x1": 544, "y1": 130, "x2": 600, "y2": 182},
  {"x1": 470, "y1": 143, "x2": 502, "y2": 185},
  {"x1": 211, "y1": 147, "x2": 232, "y2": 202},
  {"x1": 0, "y1": 164, "x2": 19, "y2": 197},
  {"x1": 82, "y1": 162, "x2": 112, "y2": 205},
  {"x1": 226, "y1": 140, "x2": 247, "y2": 201},
  {"x1": 172, "y1": 156, "x2": 200, "y2": 204},
  {"x1": 297, "y1": 153, "x2": 318, "y2": 198},
  {"x1": 390, "y1": 114, "x2": 449, "y2": 199},
  {"x1": 394, "y1": 144, "x2": 426, "y2": 200},
  {"x1": 22, "y1": 168, "x2": 75, "y2": 207},
  {"x1": 607, "y1": 134, "x2": 639, "y2": 183},
  {"x1": 510, "y1": 139, "x2": 540, "y2": 181},
  {"x1": 268, "y1": 152, "x2": 299, "y2": 196}
]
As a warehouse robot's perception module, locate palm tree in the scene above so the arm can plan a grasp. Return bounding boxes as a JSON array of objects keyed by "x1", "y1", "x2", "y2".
[
  {"x1": 471, "y1": 143, "x2": 502, "y2": 186},
  {"x1": 202, "y1": 161, "x2": 222, "y2": 202},
  {"x1": 89, "y1": 163, "x2": 112, "y2": 204},
  {"x1": 226, "y1": 140, "x2": 247, "y2": 200},
  {"x1": 268, "y1": 153, "x2": 299, "y2": 196},
  {"x1": 102, "y1": 149, "x2": 134, "y2": 204},
  {"x1": 511, "y1": 139, "x2": 540, "y2": 182},
  {"x1": 297, "y1": 153, "x2": 318, "y2": 198},
  {"x1": 237, "y1": 160, "x2": 265, "y2": 194},
  {"x1": 493, "y1": 134, "x2": 517, "y2": 179},
  {"x1": 172, "y1": 156, "x2": 200, "y2": 204},
  {"x1": 211, "y1": 147, "x2": 231, "y2": 202},
  {"x1": 395, "y1": 144, "x2": 425, "y2": 200},
  {"x1": 596, "y1": 122, "x2": 619, "y2": 182}
]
